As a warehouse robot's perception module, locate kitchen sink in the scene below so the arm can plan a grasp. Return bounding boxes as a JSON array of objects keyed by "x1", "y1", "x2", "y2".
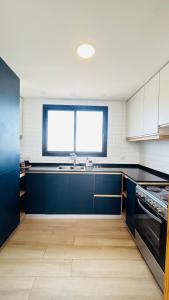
[{"x1": 56, "y1": 165, "x2": 86, "y2": 171}]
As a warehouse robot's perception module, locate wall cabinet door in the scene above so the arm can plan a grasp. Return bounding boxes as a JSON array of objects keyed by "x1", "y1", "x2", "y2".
[
  {"x1": 126, "y1": 97, "x2": 134, "y2": 138},
  {"x1": 127, "y1": 74, "x2": 160, "y2": 138},
  {"x1": 126, "y1": 179, "x2": 136, "y2": 237},
  {"x1": 159, "y1": 63, "x2": 169, "y2": 126},
  {"x1": 133, "y1": 88, "x2": 144, "y2": 137},
  {"x1": 127, "y1": 88, "x2": 144, "y2": 138},
  {"x1": 143, "y1": 74, "x2": 159, "y2": 135},
  {"x1": 94, "y1": 174, "x2": 122, "y2": 195}
]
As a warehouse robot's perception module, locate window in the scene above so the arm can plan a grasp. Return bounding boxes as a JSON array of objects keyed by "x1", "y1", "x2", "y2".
[{"x1": 42, "y1": 105, "x2": 108, "y2": 156}]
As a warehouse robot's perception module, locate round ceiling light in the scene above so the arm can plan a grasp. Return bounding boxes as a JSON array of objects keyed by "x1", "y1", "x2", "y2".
[{"x1": 77, "y1": 44, "x2": 95, "y2": 59}]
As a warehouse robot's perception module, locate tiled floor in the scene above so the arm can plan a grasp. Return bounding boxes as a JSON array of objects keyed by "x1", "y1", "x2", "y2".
[{"x1": 0, "y1": 218, "x2": 163, "y2": 300}]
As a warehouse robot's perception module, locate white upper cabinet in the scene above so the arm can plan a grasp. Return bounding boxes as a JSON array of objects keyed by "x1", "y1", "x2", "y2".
[
  {"x1": 126, "y1": 95, "x2": 134, "y2": 138},
  {"x1": 127, "y1": 87, "x2": 144, "y2": 138},
  {"x1": 159, "y1": 63, "x2": 169, "y2": 126},
  {"x1": 126, "y1": 63, "x2": 169, "y2": 141},
  {"x1": 133, "y1": 88, "x2": 144, "y2": 137},
  {"x1": 143, "y1": 73, "x2": 159, "y2": 135}
]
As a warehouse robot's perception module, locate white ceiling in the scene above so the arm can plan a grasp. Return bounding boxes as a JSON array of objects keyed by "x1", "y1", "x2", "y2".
[{"x1": 1, "y1": 0, "x2": 169, "y2": 100}]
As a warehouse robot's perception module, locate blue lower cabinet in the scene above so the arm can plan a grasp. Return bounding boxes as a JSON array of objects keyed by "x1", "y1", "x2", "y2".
[
  {"x1": 25, "y1": 173, "x2": 70, "y2": 213},
  {"x1": 94, "y1": 196, "x2": 121, "y2": 214},
  {"x1": 25, "y1": 173, "x2": 51, "y2": 213},
  {"x1": 45, "y1": 174, "x2": 70, "y2": 214},
  {"x1": 46, "y1": 173, "x2": 94, "y2": 214},
  {"x1": 68, "y1": 174, "x2": 94, "y2": 214},
  {"x1": 94, "y1": 174, "x2": 122, "y2": 195},
  {"x1": 25, "y1": 172, "x2": 123, "y2": 215},
  {"x1": 126, "y1": 178, "x2": 136, "y2": 236},
  {"x1": 0, "y1": 170, "x2": 20, "y2": 246},
  {"x1": 25, "y1": 173, "x2": 94, "y2": 214}
]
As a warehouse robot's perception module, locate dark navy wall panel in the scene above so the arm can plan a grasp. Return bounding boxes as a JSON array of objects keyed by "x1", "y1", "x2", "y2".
[
  {"x1": 0, "y1": 58, "x2": 20, "y2": 174},
  {"x1": 0, "y1": 58, "x2": 20, "y2": 246},
  {"x1": 0, "y1": 170, "x2": 20, "y2": 246}
]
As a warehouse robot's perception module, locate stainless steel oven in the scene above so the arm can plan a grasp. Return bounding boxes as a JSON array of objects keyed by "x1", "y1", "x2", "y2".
[{"x1": 135, "y1": 185, "x2": 168, "y2": 291}]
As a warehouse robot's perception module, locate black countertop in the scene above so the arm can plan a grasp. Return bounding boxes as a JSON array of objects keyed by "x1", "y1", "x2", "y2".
[
  {"x1": 119, "y1": 168, "x2": 168, "y2": 183},
  {"x1": 27, "y1": 166, "x2": 169, "y2": 184}
]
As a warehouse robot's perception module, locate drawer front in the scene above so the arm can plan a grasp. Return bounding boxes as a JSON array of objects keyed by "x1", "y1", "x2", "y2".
[
  {"x1": 94, "y1": 174, "x2": 122, "y2": 195},
  {"x1": 94, "y1": 196, "x2": 121, "y2": 215}
]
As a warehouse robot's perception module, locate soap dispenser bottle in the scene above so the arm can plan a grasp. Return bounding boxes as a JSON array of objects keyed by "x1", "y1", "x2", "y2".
[
  {"x1": 86, "y1": 157, "x2": 90, "y2": 168},
  {"x1": 86, "y1": 157, "x2": 93, "y2": 169}
]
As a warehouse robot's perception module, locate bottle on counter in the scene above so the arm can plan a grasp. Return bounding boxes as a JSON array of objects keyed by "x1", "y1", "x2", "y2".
[{"x1": 86, "y1": 157, "x2": 93, "y2": 169}]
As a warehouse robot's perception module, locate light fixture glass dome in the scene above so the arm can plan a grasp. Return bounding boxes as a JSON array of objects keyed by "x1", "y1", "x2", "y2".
[{"x1": 77, "y1": 44, "x2": 95, "y2": 59}]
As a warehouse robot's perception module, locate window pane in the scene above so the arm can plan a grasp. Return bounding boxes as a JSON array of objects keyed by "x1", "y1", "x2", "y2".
[
  {"x1": 47, "y1": 110, "x2": 74, "y2": 151},
  {"x1": 76, "y1": 111, "x2": 103, "y2": 152}
]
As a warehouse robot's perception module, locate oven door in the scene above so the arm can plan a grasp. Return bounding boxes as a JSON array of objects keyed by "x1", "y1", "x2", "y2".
[{"x1": 135, "y1": 196, "x2": 166, "y2": 271}]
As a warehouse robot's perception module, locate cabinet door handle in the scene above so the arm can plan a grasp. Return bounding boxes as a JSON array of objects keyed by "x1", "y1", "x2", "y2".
[
  {"x1": 94, "y1": 194, "x2": 121, "y2": 198},
  {"x1": 137, "y1": 198, "x2": 162, "y2": 224}
]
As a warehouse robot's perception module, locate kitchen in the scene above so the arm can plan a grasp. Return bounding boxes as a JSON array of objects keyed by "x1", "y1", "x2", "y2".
[{"x1": 0, "y1": 1, "x2": 169, "y2": 299}]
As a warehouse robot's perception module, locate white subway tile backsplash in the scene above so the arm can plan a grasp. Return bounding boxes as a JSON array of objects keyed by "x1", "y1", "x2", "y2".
[
  {"x1": 21, "y1": 98, "x2": 140, "y2": 164},
  {"x1": 140, "y1": 140, "x2": 169, "y2": 174},
  {"x1": 21, "y1": 98, "x2": 169, "y2": 174}
]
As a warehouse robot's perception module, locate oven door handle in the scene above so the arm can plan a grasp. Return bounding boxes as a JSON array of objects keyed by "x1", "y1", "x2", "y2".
[{"x1": 137, "y1": 198, "x2": 162, "y2": 224}]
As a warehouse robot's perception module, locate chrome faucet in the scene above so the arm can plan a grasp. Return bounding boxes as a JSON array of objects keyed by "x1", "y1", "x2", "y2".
[{"x1": 70, "y1": 153, "x2": 77, "y2": 166}]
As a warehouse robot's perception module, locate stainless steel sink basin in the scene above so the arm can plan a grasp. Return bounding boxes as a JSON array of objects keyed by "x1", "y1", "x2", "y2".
[{"x1": 56, "y1": 165, "x2": 86, "y2": 171}]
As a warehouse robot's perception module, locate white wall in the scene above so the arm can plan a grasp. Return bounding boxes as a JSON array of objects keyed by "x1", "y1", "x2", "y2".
[
  {"x1": 140, "y1": 140, "x2": 169, "y2": 174},
  {"x1": 20, "y1": 98, "x2": 169, "y2": 174},
  {"x1": 21, "y1": 98, "x2": 140, "y2": 164}
]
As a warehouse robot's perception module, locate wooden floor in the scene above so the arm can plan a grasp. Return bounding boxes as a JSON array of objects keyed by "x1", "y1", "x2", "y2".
[{"x1": 0, "y1": 217, "x2": 163, "y2": 300}]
